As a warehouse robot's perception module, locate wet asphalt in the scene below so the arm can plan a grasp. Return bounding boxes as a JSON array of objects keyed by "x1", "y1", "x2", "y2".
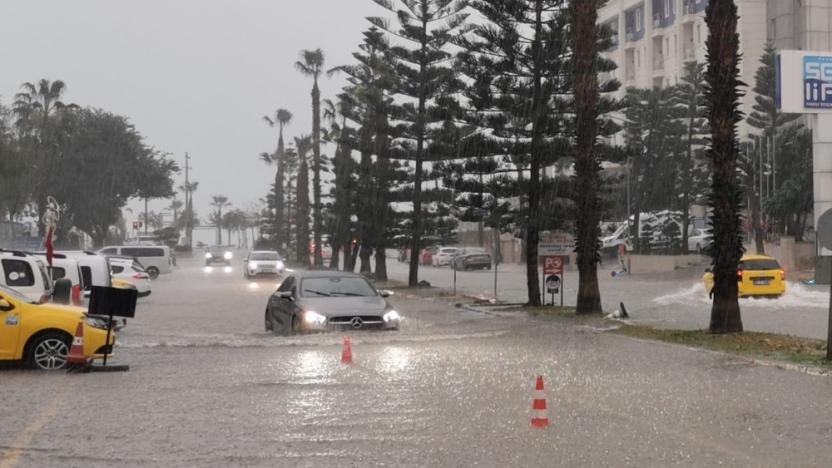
[{"x1": 1, "y1": 253, "x2": 832, "y2": 467}]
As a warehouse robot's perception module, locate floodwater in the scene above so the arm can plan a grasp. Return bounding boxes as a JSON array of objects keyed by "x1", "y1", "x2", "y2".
[{"x1": 2, "y1": 252, "x2": 832, "y2": 467}]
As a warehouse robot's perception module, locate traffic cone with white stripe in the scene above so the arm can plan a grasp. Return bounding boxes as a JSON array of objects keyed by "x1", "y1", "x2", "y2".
[
  {"x1": 66, "y1": 322, "x2": 87, "y2": 367},
  {"x1": 531, "y1": 375, "x2": 549, "y2": 428},
  {"x1": 341, "y1": 336, "x2": 352, "y2": 364}
]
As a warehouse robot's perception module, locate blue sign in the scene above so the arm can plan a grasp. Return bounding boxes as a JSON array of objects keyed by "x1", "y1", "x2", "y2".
[{"x1": 803, "y1": 55, "x2": 832, "y2": 108}]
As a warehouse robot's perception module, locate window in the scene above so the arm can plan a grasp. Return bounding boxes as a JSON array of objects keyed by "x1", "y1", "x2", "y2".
[
  {"x1": 123, "y1": 247, "x2": 164, "y2": 257},
  {"x1": 300, "y1": 277, "x2": 376, "y2": 298},
  {"x1": 277, "y1": 276, "x2": 295, "y2": 293},
  {"x1": 100, "y1": 248, "x2": 117, "y2": 255},
  {"x1": 50, "y1": 266, "x2": 67, "y2": 280},
  {"x1": 3, "y1": 259, "x2": 35, "y2": 287},
  {"x1": 111, "y1": 265, "x2": 125, "y2": 274},
  {"x1": 81, "y1": 266, "x2": 93, "y2": 291},
  {"x1": 741, "y1": 259, "x2": 781, "y2": 271}
]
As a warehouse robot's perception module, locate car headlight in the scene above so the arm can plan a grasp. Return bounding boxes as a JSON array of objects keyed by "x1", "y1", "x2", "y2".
[
  {"x1": 84, "y1": 316, "x2": 110, "y2": 330},
  {"x1": 224, "y1": 252, "x2": 233, "y2": 260},
  {"x1": 276, "y1": 261, "x2": 285, "y2": 270},
  {"x1": 249, "y1": 262, "x2": 258, "y2": 269},
  {"x1": 383, "y1": 310, "x2": 401, "y2": 322},
  {"x1": 205, "y1": 253, "x2": 212, "y2": 258},
  {"x1": 303, "y1": 310, "x2": 327, "y2": 325}
]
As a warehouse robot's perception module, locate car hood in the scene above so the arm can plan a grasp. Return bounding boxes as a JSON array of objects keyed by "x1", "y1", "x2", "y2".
[
  {"x1": 298, "y1": 296, "x2": 388, "y2": 317},
  {"x1": 41, "y1": 303, "x2": 87, "y2": 318}
]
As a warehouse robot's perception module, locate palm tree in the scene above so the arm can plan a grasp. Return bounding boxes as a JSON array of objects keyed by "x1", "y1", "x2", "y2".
[
  {"x1": 210, "y1": 195, "x2": 231, "y2": 245},
  {"x1": 179, "y1": 181, "x2": 199, "y2": 245},
  {"x1": 704, "y1": 0, "x2": 744, "y2": 333},
  {"x1": 12, "y1": 79, "x2": 78, "y2": 235},
  {"x1": 572, "y1": 0, "x2": 604, "y2": 314},
  {"x1": 262, "y1": 108, "x2": 293, "y2": 253},
  {"x1": 168, "y1": 198, "x2": 184, "y2": 227},
  {"x1": 293, "y1": 135, "x2": 313, "y2": 266},
  {"x1": 295, "y1": 49, "x2": 326, "y2": 266}
]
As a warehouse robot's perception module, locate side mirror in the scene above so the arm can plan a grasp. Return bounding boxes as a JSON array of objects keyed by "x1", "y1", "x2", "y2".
[
  {"x1": 0, "y1": 298, "x2": 13, "y2": 311},
  {"x1": 379, "y1": 290, "x2": 393, "y2": 298},
  {"x1": 278, "y1": 291, "x2": 294, "y2": 300}
]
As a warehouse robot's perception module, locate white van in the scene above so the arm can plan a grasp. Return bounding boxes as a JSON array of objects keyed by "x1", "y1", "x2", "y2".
[
  {"x1": 0, "y1": 251, "x2": 53, "y2": 303},
  {"x1": 59, "y1": 251, "x2": 113, "y2": 298},
  {"x1": 98, "y1": 245, "x2": 172, "y2": 279}
]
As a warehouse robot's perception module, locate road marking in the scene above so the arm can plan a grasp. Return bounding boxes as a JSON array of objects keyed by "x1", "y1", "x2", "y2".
[{"x1": 0, "y1": 384, "x2": 74, "y2": 468}]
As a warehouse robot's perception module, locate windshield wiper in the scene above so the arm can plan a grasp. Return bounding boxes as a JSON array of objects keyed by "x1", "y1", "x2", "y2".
[
  {"x1": 303, "y1": 289, "x2": 331, "y2": 297},
  {"x1": 330, "y1": 292, "x2": 363, "y2": 296}
]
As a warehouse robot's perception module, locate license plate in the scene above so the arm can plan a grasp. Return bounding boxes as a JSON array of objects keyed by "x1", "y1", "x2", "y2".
[
  {"x1": 261, "y1": 269, "x2": 274, "y2": 273},
  {"x1": 752, "y1": 279, "x2": 770, "y2": 285}
]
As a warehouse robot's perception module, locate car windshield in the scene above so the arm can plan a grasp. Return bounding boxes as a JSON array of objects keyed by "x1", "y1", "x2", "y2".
[
  {"x1": 250, "y1": 252, "x2": 279, "y2": 261},
  {"x1": 741, "y1": 259, "x2": 781, "y2": 271},
  {"x1": 300, "y1": 277, "x2": 376, "y2": 297},
  {"x1": 440, "y1": 248, "x2": 457, "y2": 254},
  {"x1": 464, "y1": 248, "x2": 487, "y2": 255},
  {"x1": 0, "y1": 284, "x2": 37, "y2": 303},
  {"x1": 208, "y1": 246, "x2": 227, "y2": 254}
]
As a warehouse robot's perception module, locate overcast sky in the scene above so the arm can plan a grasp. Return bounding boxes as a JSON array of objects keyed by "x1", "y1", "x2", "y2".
[{"x1": 0, "y1": 0, "x2": 382, "y2": 223}]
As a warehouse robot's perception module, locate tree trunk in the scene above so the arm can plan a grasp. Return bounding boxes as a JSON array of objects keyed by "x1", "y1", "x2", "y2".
[
  {"x1": 705, "y1": 0, "x2": 743, "y2": 333},
  {"x1": 311, "y1": 81, "x2": 323, "y2": 266},
  {"x1": 572, "y1": 0, "x2": 604, "y2": 315},
  {"x1": 296, "y1": 161, "x2": 310, "y2": 266},
  {"x1": 407, "y1": 15, "x2": 430, "y2": 288}
]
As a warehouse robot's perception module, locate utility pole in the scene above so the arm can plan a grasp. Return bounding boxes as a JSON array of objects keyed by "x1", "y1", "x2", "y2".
[{"x1": 184, "y1": 152, "x2": 192, "y2": 249}]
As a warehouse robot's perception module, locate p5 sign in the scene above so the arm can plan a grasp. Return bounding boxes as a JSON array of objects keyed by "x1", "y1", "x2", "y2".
[{"x1": 543, "y1": 256, "x2": 563, "y2": 275}]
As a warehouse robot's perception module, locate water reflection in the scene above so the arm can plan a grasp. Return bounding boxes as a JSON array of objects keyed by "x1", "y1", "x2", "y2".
[
  {"x1": 377, "y1": 346, "x2": 412, "y2": 374},
  {"x1": 223, "y1": 266, "x2": 233, "y2": 274},
  {"x1": 203, "y1": 266, "x2": 213, "y2": 274}
]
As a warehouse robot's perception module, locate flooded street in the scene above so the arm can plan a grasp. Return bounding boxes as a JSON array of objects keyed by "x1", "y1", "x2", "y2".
[{"x1": 2, "y1": 254, "x2": 832, "y2": 467}]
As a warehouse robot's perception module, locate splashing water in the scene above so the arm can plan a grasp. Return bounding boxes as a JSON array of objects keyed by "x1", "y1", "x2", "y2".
[{"x1": 652, "y1": 281, "x2": 827, "y2": 310}]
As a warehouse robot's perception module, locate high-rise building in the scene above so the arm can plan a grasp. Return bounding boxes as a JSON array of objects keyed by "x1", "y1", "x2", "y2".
[
  {"x1": 599, "y1": 0, "x2": 767, "y2": 138},
  {"x1": 767, "y1": 0, "x2": 832, "y2": 50}
]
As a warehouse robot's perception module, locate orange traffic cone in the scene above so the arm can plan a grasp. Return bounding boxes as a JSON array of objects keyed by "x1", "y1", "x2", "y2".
[
  {"x1": 66, "y1": 322, "x2": 87, "y2": 367},
  {"x1": 531, "y1": 375, "x2": 549, "y2": 428},
  {"x1": 341, "y1": 336, "x2": 352, "y2": 364}
]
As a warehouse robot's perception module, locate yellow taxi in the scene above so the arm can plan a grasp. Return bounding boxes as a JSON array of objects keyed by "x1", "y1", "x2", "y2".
[
  {"x1": 0, "y1": 284, "x2": 115, "y2": 370},
  {"x1": 703, "y1": 254, "x2": 786, "y2": 298}
]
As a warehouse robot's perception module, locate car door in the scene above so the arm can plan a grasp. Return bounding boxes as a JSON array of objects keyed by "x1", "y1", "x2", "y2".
[
  {"x1": 0, "y1": 292, "x2": 21, "y2": 359},
  {"x1": 269, "y1": 276, "x2": 296, "y2": 333}
]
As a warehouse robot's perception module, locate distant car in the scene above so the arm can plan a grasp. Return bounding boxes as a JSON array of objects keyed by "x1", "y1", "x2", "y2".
[
  {"x1": 453, "y1": 247, "x2": 492, "y2": 271},
  {"x1": 205, "y1": 245, "x2": 232, "y2": 265},
  {"x1": 0, "y1": 284, "x2": 115, "y2": 370},
  {"x1": 109, "y1": 257, "x2": 152, "y2": 297},
  {"x1": 687, "y1": 228, "x2": 711, "y2": 254},
  {"x1": 703, "y1": 254, "x2": 786, "y2": 298},
  {"x1": 98, "y1": 245, "x2": 173, "y2": 279},
  {"x1": 244, "y1": 250, "x2": 285, "y2": 278},
  {"x1": 420, "y1": 246, "x2": 439, "y2": 265},
  {"x1": 265, "y1": 271, "x2": 400, "y2": 335},
  {"x1": 432, "y1": 247, "x2": 459, "y2": 267}
]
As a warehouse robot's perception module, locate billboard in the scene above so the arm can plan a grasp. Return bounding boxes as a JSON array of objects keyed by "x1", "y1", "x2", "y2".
[{"x1": 777, "y1": 50, "x2": 832, "y2": 114}]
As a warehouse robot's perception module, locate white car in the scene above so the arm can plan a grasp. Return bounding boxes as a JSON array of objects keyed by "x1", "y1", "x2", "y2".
[
  {"x1": 109, "y1": 257, "x2": 152, "y2": 297},
  {"x1": 688, "y1": 228, "x2": 712, "y2": 254},
  {"x1": 432, "y1": 247, "x2": 460, "y2": 267},
  {"x1": 29, "y1": 253, "x2": 84, "y2": 306},
  {"x1": 0, "y1": 250, "x2": 53, "y2": 303},
  {"x1": 59, "y1": 251, "x2": 113, "y2": 298},
  {"x1": 98, "y1": 245, "x2": 173, "y2": 278},
  {"x1": 244, "y1": 251, "x2": 285, "y2": 278}
]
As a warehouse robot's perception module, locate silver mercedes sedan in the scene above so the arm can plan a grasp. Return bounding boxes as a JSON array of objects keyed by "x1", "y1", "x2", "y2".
[{"x1": 264, "y1": 271, "x2": 401, "y2": 334}]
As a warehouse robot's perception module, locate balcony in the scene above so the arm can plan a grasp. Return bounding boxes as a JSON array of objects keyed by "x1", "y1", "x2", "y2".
[
  {"x1": 626, "y1": 29, "x2": 644, "y2": 43},
  {"x1": 653, "y1": 57, "x2": 665, "y2": 73}
]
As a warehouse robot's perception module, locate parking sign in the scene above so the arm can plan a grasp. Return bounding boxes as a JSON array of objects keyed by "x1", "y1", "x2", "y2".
[{"x1": 543, "y1": 256, "x2": 563, "y2": 275}]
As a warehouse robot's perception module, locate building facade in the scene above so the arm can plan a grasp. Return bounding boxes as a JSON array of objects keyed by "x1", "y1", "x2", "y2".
[
  {"x1": 599, "y1": 0, "x2": 767, "y2": 138},
  {"x1": 768, "y1": 0, "x2": 832, "y2": 51}
]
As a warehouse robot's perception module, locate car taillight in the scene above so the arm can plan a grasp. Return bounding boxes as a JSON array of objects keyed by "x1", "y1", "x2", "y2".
[
  {"x1": 71, "y1": 285, "x2": 81, "y2": 306},
  {"x1": 780, "y1": 269, "x2": 786, "y2": 281},
  {"x1": 132, "y1": 273, "x2": 149, "y2": 280}
]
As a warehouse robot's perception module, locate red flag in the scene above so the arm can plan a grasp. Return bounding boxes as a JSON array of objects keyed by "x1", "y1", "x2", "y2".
[{"x1": 44, "y1": 226, "x2": 54, "y2": 267}]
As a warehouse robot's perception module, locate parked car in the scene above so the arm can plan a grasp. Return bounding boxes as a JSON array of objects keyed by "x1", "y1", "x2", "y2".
[
  {"x1": 453, "y1": 247, "x2": 492, "y2": 271},
  {"x1": 687, "y1": 228, "x2": 712, "y2": 254},
  {"x1": 244, "y1": 250, "x2": 285, "y2": 278},
  {"x1": 0, "y1": 250, "x2": 53, "y2": 303},
  {"x1": 265, "y1": 271, "x2": 400, "y2": 335},
  {"x1": 98, "y1": 245, "x2": 172, "y2": 278},
  {"x1": 59, "y1": 251, "x2": 113, "y2": 298},
  {"x1": 204, "y1": 245, "x2": 233, "y2": 266},
  {"x1": 28, "y1": 253, "x2": 84, "y2": 306},
  {"x1": 0, "y1": 284, "x2": 115, "y2": 370},
  {"x1": 109, "y1": 257, "x2": 152, "y2": 297},
  {"x1": 420, "y1": 246, "x2": 439, "y2": 265},
  {"x1": 703, "y1": 254, "x2": 786, "y2": 298},
  {"x1": 432, "y1": 247, "x2": 459, "y2": 267}
]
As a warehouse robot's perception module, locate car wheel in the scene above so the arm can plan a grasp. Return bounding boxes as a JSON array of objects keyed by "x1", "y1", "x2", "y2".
[
  {"x1": 291, "y1": 315, "x2": 303, "y2": 335},
  {"x1": 265, "y1": 311, "x2": 273, "y2": 332},
  {"x1": 26, "y1": 331, "x2": 71, "y2": 371},
  {"x1": 146, "y1": 267, "x2": 160, "y2": 279}
]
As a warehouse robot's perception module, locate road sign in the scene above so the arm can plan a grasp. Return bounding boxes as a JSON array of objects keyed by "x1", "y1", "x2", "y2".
[
  {"x1": 538, "y1": 233, "x2": 573, "y2": 256},
  {"x1": 543, "y1": 256, "x2": 564, "y2": 275},
  {"x1": 545, "y1": 275, "x2": 561, "y2": 293}
]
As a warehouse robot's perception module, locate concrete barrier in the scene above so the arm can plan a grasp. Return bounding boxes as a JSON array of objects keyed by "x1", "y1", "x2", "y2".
[{"x1": 626, "y1": 254, "x2": 707, "y2": 274}]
